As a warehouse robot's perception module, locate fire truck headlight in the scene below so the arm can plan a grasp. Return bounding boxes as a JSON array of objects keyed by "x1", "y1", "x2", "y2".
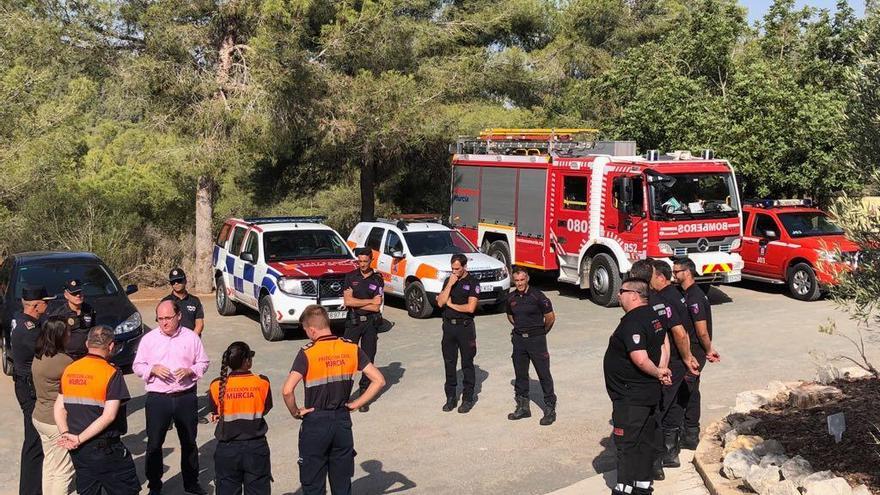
[
  {"x1": 730, "y1": 238, "x2": 741, "y2": 250},
  {"x1": 658, "y1": 243, "x2": 673, "y2": 255}
]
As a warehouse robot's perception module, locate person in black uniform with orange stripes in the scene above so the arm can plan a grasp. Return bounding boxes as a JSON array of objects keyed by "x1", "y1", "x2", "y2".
[
  {"x1": 54, "y1": 325, "x2": 139, "y2": 495},
  {"x1": 436, "y1": 253, "x2": 480, "y2": 413},
  {"x1": 282, "y1": 305, "x2": 385, "y2": 495},
  {"x1": 209, "y1": 341, "x2": 273, "y2": 495},
  {"x1": 343, "y1": 248, "x2": 384, "y2": 412}
]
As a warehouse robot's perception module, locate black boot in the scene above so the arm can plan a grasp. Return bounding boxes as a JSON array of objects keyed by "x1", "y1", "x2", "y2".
[
  {"x1": 508, "y1": 396, "x2": 531, "y2": 420},
  {"x1": 458, "y1": 398, "x2": 475, "y2": 414},
  {"x1": 539, "y1": 402, "x2": 556, "y2": 426},
  {"x1": 680, "y1": 426, "x2": 700, "y2": 450},
  {"x1": 662, "y1": 428, "x2": 681, "y2": 468},
  {"x1": 652, "y1": 457, "x2": 665, "y2": 480},
  {"x1": 442, "y1": 396, "x2": 457, "y2": 412}
]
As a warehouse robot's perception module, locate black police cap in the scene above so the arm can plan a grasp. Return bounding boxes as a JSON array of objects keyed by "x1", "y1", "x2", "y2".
[
  {"x1": 21, "y1": 286, "x2": 54, "y2": 302},
  {"x1": 65, "y1": 279, "x2": 83, "y2": 294},
  {"x1": 169, "y1": 268, "x2": 187, "y2": 283}
]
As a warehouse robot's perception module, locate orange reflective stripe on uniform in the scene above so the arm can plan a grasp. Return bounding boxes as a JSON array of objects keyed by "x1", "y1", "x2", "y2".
[
  {"x1": 209, "y1": 373, "x2": 270, "y2": 422},
  {"x1": 303, "y1": 339, "x2": 360, "y2": 389},
  {"x1": 61, "y1": 355, "x2": 117, "y2": 407}
]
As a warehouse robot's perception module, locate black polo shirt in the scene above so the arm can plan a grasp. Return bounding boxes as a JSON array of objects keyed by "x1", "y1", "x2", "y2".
[
  {"x1": 343, "y1": 269, "x2": 384, "y2": 316},
  {"x1": 161, "y1": 292, "x2": 204, "y2": 332},
  {"x1": 603, "y1": 305, "x2": 666, "y2": 405},
  {"x1": 684, "y1": 283, "x2": 712, "y2": 355},
  {"x1": 655, "y1": 285, "x2": 694, "y2": 359},
  {"x1": 442, "y1": 274, "x2": 480, "y2": 319},
  {"x1": 506, "y1": 287, "x2": 553, "y2": 335},
  {"x1": 10, "y1": 312, "x2": 40, "y2": 377},
  {"x1": 47, "y1": 301, "x2": 96, "y2": 359}
]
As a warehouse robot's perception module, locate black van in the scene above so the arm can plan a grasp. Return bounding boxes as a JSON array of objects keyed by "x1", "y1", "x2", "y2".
[{"x1": 0, "y1": 251, "x2": 145, "y2": 375}]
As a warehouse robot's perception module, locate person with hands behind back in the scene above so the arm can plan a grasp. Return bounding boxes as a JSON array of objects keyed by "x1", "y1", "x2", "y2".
[{"x1": 282, "y1": 305, "x2": 385, "y2": 495}]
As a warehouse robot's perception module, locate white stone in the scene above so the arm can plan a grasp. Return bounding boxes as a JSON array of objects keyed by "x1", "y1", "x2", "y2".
[
  {"x1": 817, "y1": 364, "x2": 841, "y2": 385},
  {"x1": 755, "y1": 439, "x2": 786, "y2": 456},
  {"x1": 735, "y1": 391, "x2": 771, "y2": 413},
  {"x1": 803, "y1": 477, "x2": 853, "y2": 495},
  {"x1": 801, "y1": 470, "x2": 837, "y2": 487},
  {"x1": 851, "y1": 485, "x2": 871, "y2": 495},
  {"x1": 765, "y1": 480, "x2": 803, "y2": 495},
  {"x1": 839, "y1": 367, "x2": 873, "y2": 379},
  {"x1": 767, "y1": 380, "x2": 790, "y2": 396},
  {"x1": 723, "y1": 428, "x2": 739, "y2": 447},
  {"x1": 723, "y1": 448, "x2": 760, "y2": 480},
  {"x1": 746, "y1": 464, "x2": 782, "y2": 494},
  {"x1": 760, "y1": 453, "x2": 790, "y2": 467},
  {"x1": 781, "y1": 455, "x2": 813, "y2": 485}
]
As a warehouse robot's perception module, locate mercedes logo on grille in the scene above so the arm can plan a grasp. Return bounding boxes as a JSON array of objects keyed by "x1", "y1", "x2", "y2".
[
  {"x1": 696, "y1": 238, "x2": 710, "y2": 252},
  {"x1": 329, "y1": 282, "x2": 342, "y2": 292}
]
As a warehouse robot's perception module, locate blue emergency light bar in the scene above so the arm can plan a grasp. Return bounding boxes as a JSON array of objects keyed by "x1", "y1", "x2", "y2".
[{"x1": 244, "y1": 216, "x2": 328, "y2": 224}]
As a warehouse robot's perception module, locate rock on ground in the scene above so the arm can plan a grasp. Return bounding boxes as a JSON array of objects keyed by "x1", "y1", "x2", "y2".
[
  {"x1": 803, "y1": 477, "x2": 853, "y2": 495},
  {"x1": 781, "y1": 455, "x2": 813, "y2": 486},
  {"x1": 735, "y1": 391, "x2": 771, "y2": 413},
  {"x1": 760, "y1": 453, "x2": 789, "y2": 468},
  {"x1": 745, "y1": 464, "x2": 782, "y2": 494},
  {"x1": 723, "y1": 448, "x2": 760, "y2": 480},
  {"x1": 765, "y1": 480, "x2": 803, "y2": 495},
  {"x1": 755, "y1": 439, "x2": 786, "y2": 456},
  {"x1": 723, "y1": 435, "x2": 764, "y2": 455}
]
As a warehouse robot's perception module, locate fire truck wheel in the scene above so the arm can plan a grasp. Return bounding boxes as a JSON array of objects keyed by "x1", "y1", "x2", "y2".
[
  {"x1": 259, "y1": 296, "x2": 285, "y2": 341},
  {"x1": 588, "y1": 253, "x2": 621, "y2": 307},
  {"x1": 405, "y1": 281, "x2": 434, "y2": 319},
  {"x1": 487, "y1": 240, "x2": 511, "y2": 269},
  {"x1": 215, "y1": 276, "x2": 238, "y2": 316},
  {"x1": 787, "y1": 262, "x2": 821, "y2": 301}
]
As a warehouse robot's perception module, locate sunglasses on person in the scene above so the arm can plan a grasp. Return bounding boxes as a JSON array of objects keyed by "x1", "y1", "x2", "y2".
[{"x1": 618, "y1": 288, "x2": 643, "y2": 296}]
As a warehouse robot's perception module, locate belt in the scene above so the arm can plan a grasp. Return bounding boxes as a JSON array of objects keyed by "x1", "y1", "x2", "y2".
[
  {"x1": 349, "y1": 313, "x2": 381, "y2": 322},
  {"x1": 443, "y1": 317, "x2": 473, "y2": 326},
  {"x1": 512, "y1": 326, "x2": 545, "y2": 338},
  {"x1": 148, "y1": 386, "x2": 196, "y2": 397}
]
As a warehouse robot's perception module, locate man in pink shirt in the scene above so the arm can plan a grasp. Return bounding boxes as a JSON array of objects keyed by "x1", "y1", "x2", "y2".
[{"x1": 133, "y1": 300, "x2": 210, "y2": 495}]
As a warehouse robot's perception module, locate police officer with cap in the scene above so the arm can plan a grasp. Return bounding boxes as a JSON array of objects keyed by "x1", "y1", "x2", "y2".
[
  {"x1": 603, "y1": 278, "x2": 671, "y2": 495},
  {"x1": 672, "y1": 257, "x2": 720, "y2": 450},
  {"x1": 161, "y1": 268, "x2": 205, "y2": 336},
  {"x1": 506, "y1": 266, "x2": 557, "y2": 425},
  {"x1": 343, "y1": 247, "x2": 384, "y2": 413},
  {"x1": 12, "y1": 285, "x2": 54, "y2": 495},
  {"x1": 436, "y1": 253, "x2": 480, "y2": 414},
  {"x1": 47, "y1": 278, "x2": 96, "y2": 358}
]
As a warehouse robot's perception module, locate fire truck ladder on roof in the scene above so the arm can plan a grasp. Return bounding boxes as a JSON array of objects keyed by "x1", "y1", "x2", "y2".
[{"x1": 453, "y1": 128, "x2": 601, "y2": 157}]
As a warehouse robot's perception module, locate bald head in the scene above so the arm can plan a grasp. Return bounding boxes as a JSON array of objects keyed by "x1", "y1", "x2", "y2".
[{"x1": 156, "y1": 299, "x2": 181, "y2": 335}]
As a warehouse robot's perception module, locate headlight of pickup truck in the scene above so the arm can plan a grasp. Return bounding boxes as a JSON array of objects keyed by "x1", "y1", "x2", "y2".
[
  {"x1": 278, "y1": 277, "x2": 309, "y2": 296},
  {"x1": 114, "y1": 312, "x2": 142, "y2": 335}
]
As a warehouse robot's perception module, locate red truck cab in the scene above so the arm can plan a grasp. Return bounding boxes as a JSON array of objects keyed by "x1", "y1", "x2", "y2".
[{"x1": 741, "y1": 199, "x2": 859, "y2": 300}]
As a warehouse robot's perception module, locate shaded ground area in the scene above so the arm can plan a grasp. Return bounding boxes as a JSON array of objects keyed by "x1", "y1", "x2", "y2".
[{"x1": 753, "y1": 378, "x2": 880, "y2": 491}]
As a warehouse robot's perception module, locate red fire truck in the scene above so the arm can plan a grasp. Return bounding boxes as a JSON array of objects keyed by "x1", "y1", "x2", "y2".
[{"x1": 449, "y1": 129, "x2": 744, "y2": 306}]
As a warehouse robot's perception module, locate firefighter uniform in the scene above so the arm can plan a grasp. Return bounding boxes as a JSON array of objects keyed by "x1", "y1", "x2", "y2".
[
  {"x1": 11, "y1": 287, "x2": 51, "y2": 495},
  {"x1": 441, "y1": 275, "x2": 479, "y2": 405},
  {"x1": 209, "y1": 371, "x2": 273, "y2": 495},
  {"x1": 682, "y1": 283, "x2": 712, "y2": 440},
  {"x1": 506, "y1": 287, "x2": 556, "y2": 411},
  {"x1": 290, "y1": 335, "x2": 370, "y2": 495},
  {"x1": 61, "y1": 354, "x2": 139, "y2": 495},
  {"x1": 47, "y1": 280, "x2": 96, "y2": 359},
  {"x1": 343, "y1": 269, "x2": 384, "y2": 394},
  {"x1": 603, "y1": 305, "x2": 666, "y2": 495}
]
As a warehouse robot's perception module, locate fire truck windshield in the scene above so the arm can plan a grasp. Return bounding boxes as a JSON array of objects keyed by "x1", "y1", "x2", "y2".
[
  {"x1": 648, "y1": 173, "x2": 739, "y2": 220},
  {"x1": 777, "y1": 212, "x2": 845, "y2": 238},
  {"x1": 403, "y1": 230, "x2": 478, "y2": 257}
]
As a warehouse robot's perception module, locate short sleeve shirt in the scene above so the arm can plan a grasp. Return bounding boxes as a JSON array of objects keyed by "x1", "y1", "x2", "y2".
[
  {"x1": 343, "y1": 270, "x2": 384, "y2": 315},
  {"x1": 61, "y1": 355, "x2": 130, "y2": 439},
  {"x1": 10, "y1": 312, "x2": 40, "y2": 376},
  {"x1": 655, "y1": 285, "x2": 695, "y2": 359},
  {"x1": 161, "y1": 293, "x2": 204, "y2": 332},
  {"x1": 603, "y1": 305, "x2": 666, "y2": 405},
  {"x1": 506, "y1": 287, "x2": 553, "y2": 334},
  {"x1": 442, "y1": 274, "x2": 480, "y2": 319},
  {"x1": 209, "y1": 371, "x2": 272, "y2": 441},
  {"x1": 684, "y1": 283, "x2": 712, "y2": 340},
  {"x1": 47, "y1": 301, "x2": 96, "y2": 359},
  {"x1": 290, "y1": 336, "x2": 370, "y2": 410}
]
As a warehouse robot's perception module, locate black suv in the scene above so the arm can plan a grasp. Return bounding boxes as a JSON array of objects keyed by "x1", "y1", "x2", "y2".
[{"x1": 0, "y1": 251, "x2": 145, "y2": 375}]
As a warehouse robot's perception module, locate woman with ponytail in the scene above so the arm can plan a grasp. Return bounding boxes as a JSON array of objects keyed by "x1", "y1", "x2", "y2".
[{"x1": 208, "y1": 341, "x2": 273, "y2": 494}]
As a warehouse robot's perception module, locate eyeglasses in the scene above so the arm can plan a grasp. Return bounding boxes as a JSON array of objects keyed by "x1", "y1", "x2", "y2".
[
  {"x1": 156, "y1": 316, "x2": 177, "y2": 322},
  {"x1": 672, "y1": 269, "x2": 689, "y2": 274},
  {"x1": 618, "y1": 288, "x2": 642, "y2": 296}
]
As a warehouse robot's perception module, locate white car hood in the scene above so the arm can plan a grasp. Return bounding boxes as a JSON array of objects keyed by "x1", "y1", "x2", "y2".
[{"x1": 413, "y1": 253, "x2": 505, "y2": 272}]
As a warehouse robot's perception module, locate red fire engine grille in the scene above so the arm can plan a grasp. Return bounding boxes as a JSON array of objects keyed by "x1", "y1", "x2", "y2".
[{"x1": 701, "y1": 263, "x2": 733, "y2": 274}]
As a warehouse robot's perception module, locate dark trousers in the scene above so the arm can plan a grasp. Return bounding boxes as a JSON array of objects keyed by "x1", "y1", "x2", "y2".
[
  {"x1": 511, "y1": 333, "x2": 556, "y2": 405},
  {"x1": 441, "y1": 319, "x2": 477, "y2": 401},
  {"x1": 14, "y1": 375, "x2": 43, "y2": 495},
  {"x1": 661, "y1": 356, "x2": 704, "y2": 430},
  {"x1": 70, "y1": 439, "x2": 140, "y2": 495},
  {"x1": 145, "y1": 388, "x2": 199, "y2": 491},
  {"x1": 684, "y1": 351, "x2": 707, "y2": 428},
  {"x1": 298, "y1": 409, "x2": 355, "y2": 495},
  {"x1": 344, "y1": 316, "x2": 378, "y2": 391},
  {"x1": 612, "y1": 400, "x2": 658, "y2": 484},
  {"x1": 215, "y1": 437, "x2": 272, "y2": 495}
]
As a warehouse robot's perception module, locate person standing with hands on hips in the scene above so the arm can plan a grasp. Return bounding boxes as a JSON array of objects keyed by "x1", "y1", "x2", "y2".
[
  {"x1": 133, "y1": 300, "x2": 210, "y2": 495},
  {"x1": 436, "y1": 253, "x2": 480, "y2": 414}
]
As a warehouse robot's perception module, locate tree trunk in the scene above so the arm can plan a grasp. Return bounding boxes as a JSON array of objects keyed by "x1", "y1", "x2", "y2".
[
  {"x1": 194, "y1": 175, "x2": 215, "y2": 294},
  {"x1": 360, "y1": 154, "x2": 376, "y2": 221}
]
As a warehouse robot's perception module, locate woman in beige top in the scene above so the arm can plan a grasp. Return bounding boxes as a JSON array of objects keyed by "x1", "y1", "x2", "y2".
[{"x1": 31, "y1": 316, "x2": 75, "y2": 495}]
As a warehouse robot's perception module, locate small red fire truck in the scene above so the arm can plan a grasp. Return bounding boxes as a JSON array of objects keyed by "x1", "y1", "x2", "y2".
[{"x1": 449, "y1": 129, "x2": 744, "y2": 306}]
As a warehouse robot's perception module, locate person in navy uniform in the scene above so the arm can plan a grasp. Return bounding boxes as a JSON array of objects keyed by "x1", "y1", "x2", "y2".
[
  {"x1": 342, "y1": 247, "x2": 385, "y2": 412},
  {"x1": 672, "y1": 257, "x2": 719, "y2": 450},
  {"x1": 11, "y1": 285, "x2": 54, "y2": 495},
  {"x1": 603, "y1": 278, "x2": 671, "y2": 495},
  {"x1": 161, "y1": 268, "x2": 205, "y2": 336},
  {"x1": 47, "y1": 278, "x2": 96, "y2": 358},
  {"x1": 436, "y1": 253, "x2": 480, "y2": 414},
  {"x1": 505, "y1": 266, "x2": 557, "y2": 425}
]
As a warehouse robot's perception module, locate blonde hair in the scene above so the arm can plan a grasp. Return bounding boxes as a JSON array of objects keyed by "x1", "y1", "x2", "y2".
[{"x1": 299, "y1": 305, "x2": 330, "y2": 329}]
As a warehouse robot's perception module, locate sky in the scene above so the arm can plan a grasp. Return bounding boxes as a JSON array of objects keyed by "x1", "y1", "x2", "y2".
[{"x1": 741, "y1": 0, "x2": 866, "y2": 22}]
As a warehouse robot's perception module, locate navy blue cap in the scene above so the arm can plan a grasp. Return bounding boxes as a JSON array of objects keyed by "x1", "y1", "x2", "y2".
[
  {"x1": 169, "y1": 268, "x2": 187, "y2": 283},
  {"x1": 65, "y1": 279, "x2": 83, "y2": 294}
]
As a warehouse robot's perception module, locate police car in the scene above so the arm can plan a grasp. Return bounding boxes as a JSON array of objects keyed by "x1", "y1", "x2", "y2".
[
  {"x1": 346, "y1": 217, "x2": 511, "y2": 318},
  {"x1": 212, "y1": 217, "x2": 357, "y2": 340}
]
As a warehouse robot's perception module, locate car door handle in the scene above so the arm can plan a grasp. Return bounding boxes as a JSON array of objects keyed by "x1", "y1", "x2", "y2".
[{"x1": 607, "y1": 224, "x2": 617, "y2": 229}]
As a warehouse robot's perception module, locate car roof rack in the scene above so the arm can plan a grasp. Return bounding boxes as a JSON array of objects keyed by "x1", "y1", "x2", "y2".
[
  {"x1": 243, "y1": 216, "x2": 328, "y2": 225},
  {"x1": 743, "y1": 199, "x2": 813, "y2": 208},
  {"x1": 376, "y1": 214, "x2": 447, "y2": 231}
]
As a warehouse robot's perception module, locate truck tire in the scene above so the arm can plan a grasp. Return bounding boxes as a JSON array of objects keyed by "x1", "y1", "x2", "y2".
[
  {"x1": 487, "y1": 240, "x2": 511, "y2": 269},
  {"x1": 588, "y1": 253, "x2": 621, "y2": 307},
  {"x1": 259, "y1": 296, "x2": 285, "y2": 341},
  {"x1": 215, "y1": 276, "x2": 238, "y2": 316},
  {"x1": 1, "y1": 334, "x2": 12, "y2": 376},
  {"x1": 787, "y1": 263, "x2": 821, "y2": 301},
  {"x1": 405, "y1": 281, "x2": 434, "y2": 319}
]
